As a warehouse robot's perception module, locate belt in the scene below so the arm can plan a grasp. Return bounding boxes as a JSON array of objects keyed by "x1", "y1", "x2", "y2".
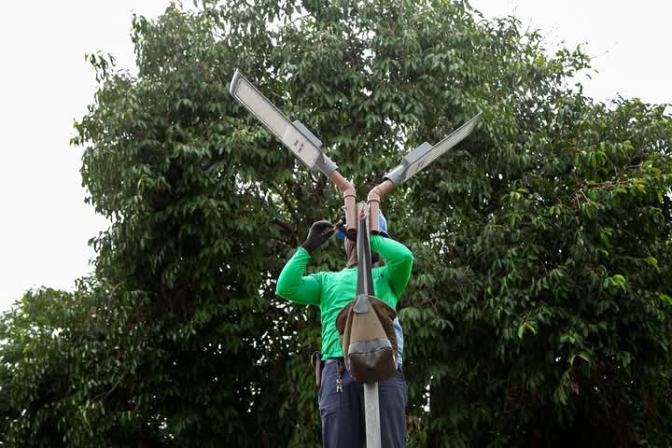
[
  {"x1": 323, "y1": 357, "x2": 403, "y2": 373},
  {"x1": 324, "y1": 357, "x2": 344, "y2": 365}
]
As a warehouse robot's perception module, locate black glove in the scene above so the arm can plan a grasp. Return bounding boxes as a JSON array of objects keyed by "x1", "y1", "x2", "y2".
[{"x1": 301, "y1": 220, "x2": 335, "y2": 254}]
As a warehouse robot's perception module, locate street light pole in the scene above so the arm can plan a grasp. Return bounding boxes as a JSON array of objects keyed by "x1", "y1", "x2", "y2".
[
  {"x1": 354, "y1": 201, "x2": 381, "y2": 447},
  {"x1": 229, "y1": 69, "x2": 481, "y2": 446}
]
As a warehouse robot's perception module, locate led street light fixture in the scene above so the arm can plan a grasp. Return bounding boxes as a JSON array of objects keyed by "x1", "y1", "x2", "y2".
[
  {"x1": 229, "y1": 69, "x2": 338, "y2": 176},
  {"x1": 384, "y1": 112, "x2": 482, "y2": 186}
]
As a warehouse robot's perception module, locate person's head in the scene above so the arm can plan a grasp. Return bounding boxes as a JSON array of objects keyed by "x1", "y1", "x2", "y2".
[{"x1": 337, "y1": 211, "x2": 390, "y2": 268}]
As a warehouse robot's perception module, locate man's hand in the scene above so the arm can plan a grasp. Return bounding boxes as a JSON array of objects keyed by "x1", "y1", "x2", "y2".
[
  {"x1": 301, "y1": 220, "x2": 335, "y2": 254},
  {"x1": 335, "y1": 216, "x2": 357, "y2": 242}
]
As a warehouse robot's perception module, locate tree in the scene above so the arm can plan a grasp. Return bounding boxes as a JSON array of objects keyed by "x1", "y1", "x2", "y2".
[
  {"x1": 1, "y1": 0, "x2": 671, "y2": 446},
  {"x1": 0, "y1": 281, "x2": 158, "y2": 447}
]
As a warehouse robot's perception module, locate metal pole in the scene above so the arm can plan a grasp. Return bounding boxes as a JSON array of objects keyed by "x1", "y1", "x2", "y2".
[
  {"x1": 364, "y1": 382, "x2": 381, "y2": 447},
  {"x1": 229, "y1": 69, "x2": 481, "y2": 448},
  {"x1": 355, "y1": 202, "x2": 381, "y2": 448}
]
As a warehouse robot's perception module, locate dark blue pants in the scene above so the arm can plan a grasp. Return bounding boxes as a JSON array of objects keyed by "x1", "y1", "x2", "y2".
[{"x1": 319, "y1": 361, "x2": 407, "y2": 447}]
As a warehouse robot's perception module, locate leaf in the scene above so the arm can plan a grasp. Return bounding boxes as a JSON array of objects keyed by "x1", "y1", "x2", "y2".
[
  {"x1": 560, "y1": 332, "x2": 576, "y2": 344},
  {"x1": 657, "y1": 292, "x2": 672, "y2": 305},
  {"x1": 599, "y1": 227, "x2": 613, "y2": 248},
  {"x1": 645, "y1": 256, "x2": 659, "y2": 271},
  {"x1": 518, "y1": 321, "x2": 537, "y2": 339},
  {"x1": 611, "y1": 274, "x2": 627, "y2": 292},
  {"x1": 569, "y1": 351, "x2": 591, "y2": 365}
]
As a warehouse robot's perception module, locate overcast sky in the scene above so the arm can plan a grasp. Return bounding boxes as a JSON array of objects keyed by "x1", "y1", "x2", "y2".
[{"x1": 0, "y1": 0, "x2": 670, "y2": 311}]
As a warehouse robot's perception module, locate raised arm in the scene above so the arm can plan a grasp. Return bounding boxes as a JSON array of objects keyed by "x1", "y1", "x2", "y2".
[
  {"x1": 276, "y1": 247, "x2": 322, "y2": 306},
  {"x1": 276, "y1": 220, "x2": 335, "y2": 306},
  {"x1": 370, "y1": 234, "x2": 414, "y2": 296}
]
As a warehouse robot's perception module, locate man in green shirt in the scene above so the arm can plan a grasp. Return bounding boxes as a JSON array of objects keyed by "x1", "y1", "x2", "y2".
[{"x1": 276, "y1": 214, "x2": 413, "y2": 447}]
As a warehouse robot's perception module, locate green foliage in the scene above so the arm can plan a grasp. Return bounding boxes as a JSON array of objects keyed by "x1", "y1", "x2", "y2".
[
  {"x1": 0, "y1": 281, "x2": 156, "y2": 447},
  {"x1": 2, "y1": 0, "x2": 672, "y2": 447}
]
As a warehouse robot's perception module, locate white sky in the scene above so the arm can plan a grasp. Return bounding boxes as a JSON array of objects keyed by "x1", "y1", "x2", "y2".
[{"x1": 0, "y1": 0, "x2": 670, "y2": 311}]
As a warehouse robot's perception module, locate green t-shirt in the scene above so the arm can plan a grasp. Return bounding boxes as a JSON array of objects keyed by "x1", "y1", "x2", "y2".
[{"x1": 275, "y1": 235, "x2": 414, "y2": 360}]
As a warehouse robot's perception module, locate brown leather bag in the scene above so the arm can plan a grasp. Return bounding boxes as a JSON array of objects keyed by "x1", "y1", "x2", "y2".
[{"x1": 335, "y1": 294, "x2": 398, "y2": 383}]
